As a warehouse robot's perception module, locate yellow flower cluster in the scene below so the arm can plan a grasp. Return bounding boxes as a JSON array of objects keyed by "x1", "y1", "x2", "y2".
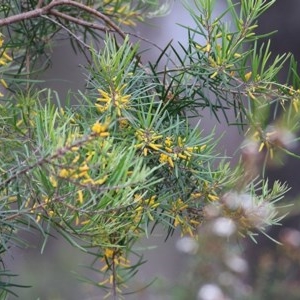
[
  {"x1": 54, "y1": 135, "x2": 110, "y2": 206},
  {"x1": 100, "y1": 247, "x2": 130, "y2": 272},
  {"x1": 99, "y1": 247, "x2": 130, "y2": 291},
  {"x1": 135, "y1": 129, "x2": 163, "y2": 156},
  {"x1": 171, "y1": 198, "x2": 201, "y2": 237},
  {"x1": 96, "y1": 85, "x2": 131, "y2": 116},
  {"x1": 199, "y1": 181, "x2": 219, "y2": 202},
  {"x1": 171, "y1": 198, "x2": 188, "y2": 227},
  {"x1": 204, "y1": 41, "x2": 235, "y2": 79},
  {"x1": 58, "y1": 158, "x2": 108, "y2": 186},
  {"x1": 54, "y1": 148, "x2": 109, "y2": 226},
  {"x1": 134, "y1": 194, "x2": 159, "y2": 222},
  {"x1": 135, "y1": 131, "x2": 206, "y2": 167},
  {"x1": 82, "y1": 194, "x2": 160, "y2": 271},
  {"x1": 0, "y1": 34, "x2": 12, "y2": 97},
  {"x1": 159, "y1": 136, "x2": 206, "y2": 168},
  {"x1": 24, "y1": 196, "x2": 54, "y2": 223},
  {"x1": 91, "y1": 120, "x2": 110, "y2": 137}
]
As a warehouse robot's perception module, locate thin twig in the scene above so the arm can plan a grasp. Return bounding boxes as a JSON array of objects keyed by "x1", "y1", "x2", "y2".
[
  {"x1": 0, "y1": 132, "x2": 93, "y2": 189},
  {"x1": 48, "y1": 9, "x2": 178, "y2": 67},
  {"x1": 41, "y1": 13, "x2": 91, "y2": 50},
  {"x1": 42, "y1": 13, "x2": 93, "y2": 63}
]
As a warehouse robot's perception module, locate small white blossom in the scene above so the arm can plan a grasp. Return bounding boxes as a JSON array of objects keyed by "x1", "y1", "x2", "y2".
[
  {"x1": 225, "y1": 254, "x2": 248, "y2": 273},
  {"x1": 212, "y1": 217, "x2": 236, "y2": 237},
  {"x1": 197, "y1": 284, "x2": 225, "y2": 300},
  {"x1": 176, "y1": 236, "x2": 198, "y2": 254}
]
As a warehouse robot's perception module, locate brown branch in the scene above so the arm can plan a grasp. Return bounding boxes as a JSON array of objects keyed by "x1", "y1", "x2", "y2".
[
  {"x1": 49, "y1": 9, "x2": 109, "y2": 34},
  {"x1": 51, "y1": 0, "x2": 126, "y2": 39},
  {"x1": 48, "y1": 10, "x2": 159, "y2": 67},
  {"x1": 0, "y1": 0, "x2": 126, "y2": 39},
  {"x1": 48, "y1": 9, "x2": 176, "y2": 66},
  {"x1": 48, "y1": 10, "x2": 164, "y2": 64}
]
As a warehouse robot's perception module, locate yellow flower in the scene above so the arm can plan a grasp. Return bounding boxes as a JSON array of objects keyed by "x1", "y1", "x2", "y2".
[
  {"x1": 0, "y1": 78, "x2": 7, "y2": 88},
  {"x1": 91, "y1": 121, "x2": 109, "y2": 137},
  {"x1": 159, "y1": 153, "x2": 174, "y2": 168},
  {"x1": 97, "y1": 89, "x2": 111, "y2": 106},
  {"x1": 59, "y1": 168, "x2": 70, "y2": 178},
  {"x1": 207, "y1": 194, "x2": 219, "y2": 201},
  {"x1": 94, "y1": 175, "x2": 108, "y2": 185},
  {"x1": 78, "y1": 163, "x2": 89, "y2": 172},
  {"x1": 165, "y1": 136, "x2": 173, "y2": 147},
  {"x1": 104, "y1": 248, "x2": 115, "y2": 259},
  {"x1": 172, "y1": 198, "x2": 188, "y2": 212},
  {"x1": 163, "y1": 136, "x2": 203, "y2": 165},
  {"x1": 244, "y1": 71, "x2": 252, "y2": 82},
  {"x1": 174, "y1": 214, "x2": 183, "y2": 227},
  {"x1": 290, "y1": 89, "x2": 300, "y2": 112},
  {"x1": 77, "y1": 190, "x2": 84, "y2": 204},
  {"x1": 49, "y1": 176, "x2": 58, "y2": 187}
]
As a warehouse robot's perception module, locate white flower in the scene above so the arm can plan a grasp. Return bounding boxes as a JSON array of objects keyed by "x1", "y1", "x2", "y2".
[{"x1": 198, "y1": 284, "x2": 225, "y2": 300}]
